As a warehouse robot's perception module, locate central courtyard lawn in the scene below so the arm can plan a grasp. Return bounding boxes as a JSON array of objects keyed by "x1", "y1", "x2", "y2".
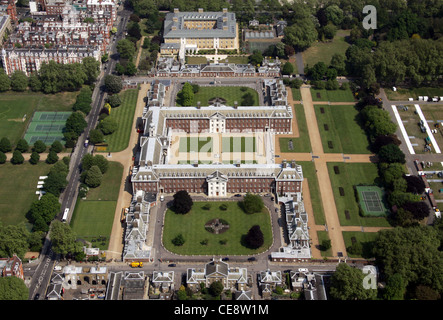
[
  {"x1": 0, "y1": 162, "x2": 53, "y2": 227},
  {"x1": 327, "y1": 162, "x2": 391, "y2": 227},
  {"x1": 163, "y1": 201, "x2": 272, "y2": 255},
  {"x1": 314, "y1": 104, "x2": 371, "y2": 154},
  {"x1": 179, "y1": 137, "x2": 213, "y2": 152},
  {"x1": 0, "y1": 91, "x2": 77, "y2": 145},
  {"x1": 70, "y1": 162, "x2": 123, "y2": 250},
  {"x1": 181, "y1": 86, "x2": 259, "y2": 106}
]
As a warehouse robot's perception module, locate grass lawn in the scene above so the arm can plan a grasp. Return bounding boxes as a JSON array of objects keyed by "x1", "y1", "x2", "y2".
[
  {"x1": 314, "y1": 105, "x2": 370, "y2": 154},
  {"x1": 279, "y1": 105, "x2": 312, "y2": 153},
  {"x1": 310, "y1": 88, "x2": 355, "y2": 102},
  {"x1": 317, "y1": 231, "x2": 332, "y2": 257},
  {"x1": 302, "y1": 30, "x2": 350, "y2": 68},
  {"x1": 291, "y1": 88, "x2": 302, "y2": 101},
  {"x1": 342, "y1": 231, "x2": 378, "y2": 259},
  {"x1": 163, "y1": 201, "x2": 272, "y2": 255},
  {"x1": 70, "y1": 161, "x2": 123, "y2": 250},
  {"x1": 186, "y1": 56, "x2": 208, "y2": 64},
  {"x1": 101, "y1": 88, "x2": 138, "y2": 152},
  {"x1": 0, "y1": 162, "x2": 53, "y2": 227},
  {"x1": 327, "y1": 162, "x2": 391, "y2": 227},
  {"x1": 181, "y1": 86, "x2": 259, "y2": 107},
  {"x1": 298, "y1": 161, "x2": 325, "y2": 225},
  {"x1": 219, "y1": 56, "x2": 249, "y2": 64},
  {"x1": 222, "y1": 137, "x2": 256, "y2": 152},
  {"x1": 0, "y1": 91, "x2": 77, "y2": 145},
  {"x1": 384, "y1": 87, "x2": 443, "y2": 101},
  {"x1": 179, "y1": 137, "x2": 213, "y2": 152}
]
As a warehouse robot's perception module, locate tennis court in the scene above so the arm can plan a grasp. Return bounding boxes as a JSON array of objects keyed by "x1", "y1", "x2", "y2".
[
  {"x1": 356, "y1": 186, "x2": 389, "y2": 217},
  {"x1": 24, "y1": 111, "x2": 71, "y2": 145}
]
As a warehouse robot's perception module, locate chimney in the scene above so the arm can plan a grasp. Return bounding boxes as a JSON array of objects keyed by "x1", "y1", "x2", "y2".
[
  {"x1": 222, "y1": 8, "x2": 227, "y2": 13},
  {"x1": 198, "y1": 8, "x2": 203, "y2": 13},
  {"x1": 173, "y1": 8, "x2": 179, "y2": 13}
]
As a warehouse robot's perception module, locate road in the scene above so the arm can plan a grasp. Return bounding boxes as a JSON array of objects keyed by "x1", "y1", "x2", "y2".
[{"x1": 27, "y1": 7, "x2": 132, "y2": 300}]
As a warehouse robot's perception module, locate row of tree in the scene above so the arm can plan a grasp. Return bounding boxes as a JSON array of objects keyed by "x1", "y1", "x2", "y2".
[{"x1": 0, "y1": 57, "x2": 100, "y2": 94}]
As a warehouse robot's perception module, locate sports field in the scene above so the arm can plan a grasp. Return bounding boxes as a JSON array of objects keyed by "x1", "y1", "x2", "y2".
[
  {"x1": 24, "y1": 111, "x2": 71, "y2": 145},
  {"x1": 356, "y1": 186, "x2": 389, "y2": 217},
  {"x1": 0, "y1": 91, "x2": 76, "y2": 145}
]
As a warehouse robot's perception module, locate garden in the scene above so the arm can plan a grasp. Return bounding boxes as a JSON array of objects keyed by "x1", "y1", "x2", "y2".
[{"x1": 162, "y1": 196, "x2": 272, "y2": 255}]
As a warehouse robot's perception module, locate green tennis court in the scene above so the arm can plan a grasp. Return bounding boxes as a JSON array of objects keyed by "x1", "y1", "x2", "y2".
[
  {"x1": 356, "y1": 186, "x2": 389, "y2": 217},
  {"x1": 24, "y1": 111, "x2": 72, "y2": 145}
]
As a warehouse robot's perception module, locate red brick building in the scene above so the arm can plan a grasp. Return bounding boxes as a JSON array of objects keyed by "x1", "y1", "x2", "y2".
[{"x1": 0, "y1": 254, "x2": 24, "y2": 280}]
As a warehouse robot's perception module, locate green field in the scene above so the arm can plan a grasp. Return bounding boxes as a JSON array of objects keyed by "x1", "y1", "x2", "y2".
[
  {"x1": 303, "y1": 30, "x2": 351, "y2": 68},
  {"x1": 291, "y1": 88, "x2": 302, "y2": 101},
  {"x1": 0, "y1": 91, "x2": 77, "y2": 145},
  {"x1": 279, "y1": 104, "x2": 312, "y2": 153},
  {"x1": 298, "y1": 161, "x2": 325, "y2": 225},
  {"x1": 342, "y1": 231, "x2": 378, "y2": 259},
  {"x1": 70, "y1": 162, "x2": 123, "y2": 250},
  {"x1": 0, "y1": 162, "x2": 53, "y2": 226},
  {"x1": 317, "y1": 231, "x2": 332, "y2": 257},
  {"x1": 179, "y1": 86, "x2": 259, "y2": 107},
  {"x1": 327, "y1": 162, "x2": 391, "y2": 227},
  {"x1": 310, "y1": 88, "x2": 355, "y2": 102},
  {"x1": 314, "y1": 104, "x2": 370, "y2": 154},
  {"x1": 179, "y1": 137, "x2": 213, "y2": 152},
  {"x1": 163, "y1": 201, "x2": 272, "y2": 255},
  {"x1": 222, "y1": 137, "x2": 256, "y2": 152},
  {"x1": 100, "y1": 88, "x2": 138, "y2": 152}
]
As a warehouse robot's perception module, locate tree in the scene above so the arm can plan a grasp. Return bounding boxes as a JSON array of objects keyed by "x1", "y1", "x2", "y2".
[
  {"x1": 322, "y1": 23, "x2": 337, "y2": 40},
  {"x1": 0, "y1": 224, "x2": 31, "y2": 259},
  {"x1": 242, "y1": 193, "x2": 264, "y2": 214},
  {"x1": 29, "y1": 151, "x2": 40, "y2": 165},
  {"x1": 127, "y1": 21, "x2": 142, "y2": 40},
  {"x1": 85, "y1": 165, "x2": 103, "y2": 188},
  {"x1": 125, "y1": 61, "x2": 138, "y2": 76},
  {"x1": 98, "y1": 117, "x2": 118, "y2": 135},
  {"x1": 33, "y1": 140, "x2": 46, "y2": 153},
  {"x1": 307, "y1": 62, "x2": 327, "y2": 81},
  {"x1": 11, "y1": 150, "x2": 24, "y2": 164},
  {"x1": 404, "y1": 175, "x2": 425, "y2": 194},
  {"x1": 107, "y1": 94, "x2": 122, "y2": 108},
  {"x1": 82, "y1": 57, "x2": 100, "y2": 84},
  {"x1": 43, "y1": 170, "x2": 68, "y2": 197},
  {"x1": 28, "y1": 193, "x2": 60, "y2": 231},
  {"x1": 372, "y1": 134, "x2": 402, "y2": 153},
  {"x1": 0, "y1": 137, "x2": 12, "y2": 153},
  {"x1": 209, "y1": 281, "x2": 224, "y2": 297},
  {"x1": 248, "y1": 50, "x2": 263, "y2": 66},
  {"x1": 330, "y1": 53, "x2": 346, "y2": 76},
  {"x1": 49, "y1": 141, "x2": 63, "y2": 154},
  {"x1": 0, "y1": 151, "x2": 6, "y2": 164},
  {"x1": 0, "y1": 70, "x2": 10, "y2": 92},
  {"x1": 373, "y1": 226, "x2": 443, "y2": 293},
  {"x1": 117, "y1": 38, "x2": 136, "y2": 59},
  {"x1": 104, "y1": 75, "x2": 122, "y2": 94},
  {"x1": 172, "y1": 190, "x2": 193, "y2": 214},
  {"x1": 15, "y1": 139, "x2": 29, "y2": 153},
  {"x1": 172, "y1": 233, "x2": 185, "y2": 246},
  {"x1": 383, "y1": 273, "x2": 406, "y2": 300},
  {"x1": 281, "y1": 61, "x2": 294, "y2": 75},
  {"x1": 329, "y1": 263, "x2": 377, "y2": 300},
  {"x1": 89, "y1": 129, "x2": 104, "y2": 144},
  {"x1": 324, "y1": 4, "x2": 343, "y2": 26},
  {"x1": 50, "y1": 220, "x2": 81, "y2": 256},
  {"x1": 10, "y1": 70, "x2": 28, "y2": 92},
  {"x1": 39, "y1": 60, "x2": 61, "y2": 93},
  {"x1": 177, "y1": 82, "x2": 194, "y2": 106},
  {"x1": 378, "y1": 144, "x2": 406, "y2": 164},
  {"x1": 65, "y1": 111, "x2": 87, "y2": 136},
  {"x1": 244, "y1": 225, "x2": 264, "y2": 249},
  {"x1": 28, "y1": 73, "x2": 42, "y2": 92},
  {"x1": 283, "y1": 18, "x2": 318, "y2": 51},
  {"x1": 46, "y1": 150, "x2": 59, "y2": 164},
  {"x1": 0, "y1": 277, "x2": 29, "y2": 300},
  {"x1": 401, "y1": 201, "x2": 430, "y2": 221},
  {"x1": 241, "y1": 92, "x2": 255, "y2": 106}
]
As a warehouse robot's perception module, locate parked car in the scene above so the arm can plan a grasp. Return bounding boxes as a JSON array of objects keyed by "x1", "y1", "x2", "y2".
[
  {"x1": 247, "y1": 257, "x2": 256, "y2": 262},
  {"x1": 234, "y1": 194, "x2": 242, "y2": 197},
  {"x1": 34, "y1": 293, "x2": 40, "y2": 300},
  {"x1": 222, "y1": 257, "x2": 229, "y2": 261},
  {"x1": 168, "y1": 263, "x2": 176, "y2": 267}
]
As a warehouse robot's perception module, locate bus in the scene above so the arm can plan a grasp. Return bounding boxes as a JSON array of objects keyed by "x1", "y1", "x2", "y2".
[{"x1": 62, "y1": 208, "x2": 69, "y2": 222}]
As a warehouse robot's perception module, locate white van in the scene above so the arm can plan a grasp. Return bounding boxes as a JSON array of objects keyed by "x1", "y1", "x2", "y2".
[{"x1": 160, "y1": 195, "x2": 164, "y2": 202}]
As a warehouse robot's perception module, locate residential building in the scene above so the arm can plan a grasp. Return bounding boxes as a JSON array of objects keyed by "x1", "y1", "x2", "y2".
[
  {"x1": 151, "y1": 271, "x2": 175, "y2": 293},
  {"x1": 0, "y1": 0, "x2": 16, "y2": 23},
  {"x1": 0, "y1": 254, "x2": 24, "y2": 280},
  {"x1": 0, "y1": 13, "x2": 11, "y2": 45},
  {"x1": 186, "y1": 259, "x2": 249, "y2": 292},
  {"x1": 258, "y1": 269, "x2": 284, "y2": 299}
]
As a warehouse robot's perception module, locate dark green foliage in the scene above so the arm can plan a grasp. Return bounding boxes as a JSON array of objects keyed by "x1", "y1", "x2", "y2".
[
  {"x1": 11, "y1": 150, "x2": 24, "y2": 164},
  {"x1": 172, "y1": 233, "x2": 185, "y2": 246},
  {"x1": 33, "y1": 140, "x2": 46, "y2": 153},
  {"x1": 46, "y1": 151, "x2": 59, "y2": 164},
  {"x1": 85, "y1": 165, "x2": 103, "y2": 188},
  {"x1": 15, "y1": 139, "x2": 29, "y2": 153},
  {"x1": 242, "y1": 193, "x2": 264, "y2": 214},
  {"x1": 173, "y1": 190, "x2": 193, "y2": 214},
  {"x1": 244, "y1": 225, "x2": 264, "y2": 249},
  {"x1": 0, "y1": 137, "x2": 12, "y2": 153},
  {"x1": 29, "y1": 151, "x2": 40, "y2": 165}
]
